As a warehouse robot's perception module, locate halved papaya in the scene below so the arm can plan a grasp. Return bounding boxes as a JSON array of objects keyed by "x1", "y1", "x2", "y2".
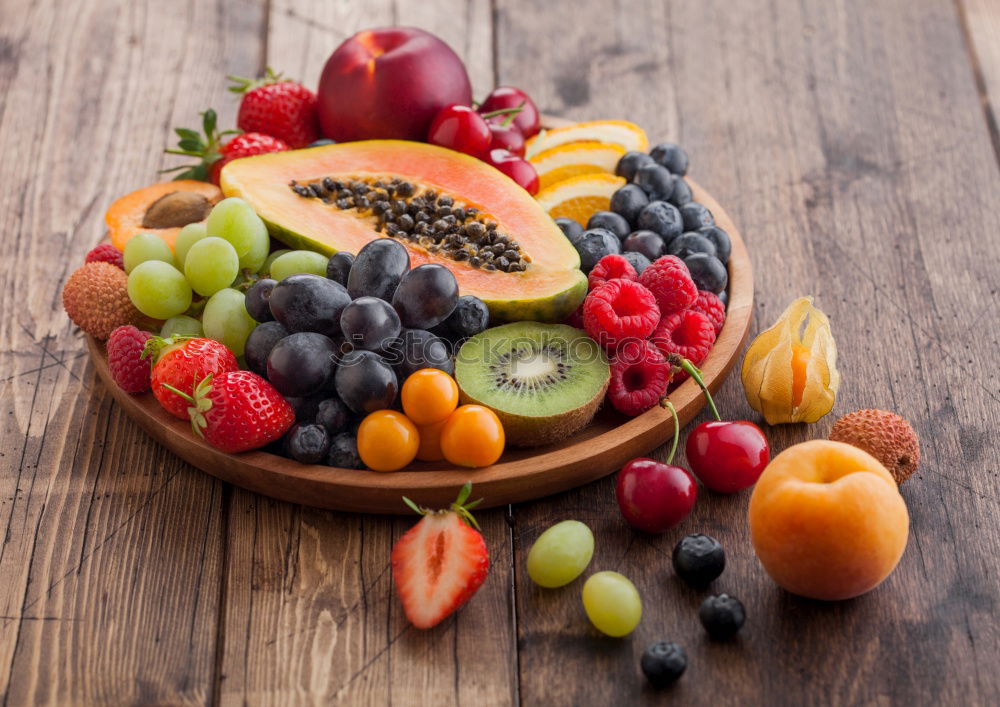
[
  {"x1": 106, "y1": 181, "x2": 222, "y2": 251},
  {"x1": 219, "y1": 141, "x2": 587, "y2": 322}
]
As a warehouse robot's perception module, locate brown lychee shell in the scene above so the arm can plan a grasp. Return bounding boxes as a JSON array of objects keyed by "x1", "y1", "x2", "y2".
[
  {"x1": 62, "y1": 261, "x2": 142, "y2": 340},
  {"x1": 829, "y1": 408, "x2": 920, "y2": 485}
]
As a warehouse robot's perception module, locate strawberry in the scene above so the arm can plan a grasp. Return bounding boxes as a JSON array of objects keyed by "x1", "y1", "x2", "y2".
[
  {"x1": 391, "y1": 483, "x2": 490, "y2": 629},
  {"x1": 165, "y1": 371, "x2": 294, "y2": 453},
  {"x1": 163, "y1": 109, "x2": 289, "y2": 185},
  {"x1": 229, "y1": 68, "x2": 320, "y2": 148},
  {"x1": 145, "y1": 337, "x2": 240, "y2": 419}
]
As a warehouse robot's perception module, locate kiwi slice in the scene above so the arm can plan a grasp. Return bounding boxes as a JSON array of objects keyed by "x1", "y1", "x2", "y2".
[{"x1": 455, "y1": 322, "x2": 610, "y2": 447}]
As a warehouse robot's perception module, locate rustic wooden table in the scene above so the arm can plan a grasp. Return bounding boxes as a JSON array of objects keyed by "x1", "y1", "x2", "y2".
[{"x1": 2, "y1": 0, "x2": 999, "y2": 704}]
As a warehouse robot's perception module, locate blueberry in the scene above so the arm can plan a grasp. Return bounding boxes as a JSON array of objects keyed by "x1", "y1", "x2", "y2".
[
  {"x1": 668, "y1": 176, "x2": 693, "y2": 206},
  {"x1": 699, "y1": 594, "x2": 745, "y2": 639},
  {"x1": 574, "y1": 228, "x2": 622, "y2": 273},
  {"x1": 384, "y1": 328, "x2": 454, "y2": 379},
  {"x1": 610, "y1": 184, "x2": 649, "y2": 225},
  {"x1": 649, "y1": 142, "x2": 689, "y2": 175},
  {"x1": 667, "y1": 232, "x2": 717, "y2": 260},
  {"x1": 334, "y1": 349, "x2": 398, "y2": 414},
  {"x1": 308, "y1": 138, "x2": 336, "y2": 147},
  {"x1": 555, "y1": 217, "x2": 584, "y2": 244},
  {"x1": 633, "y1": 163, "x2": 675, "y2": 201},
  {"x1": 636, "y1": 201, "x2": 683, "y2": 242},
  {"x1": 679, "y1": 202, "x2": 715, "y2": 231},
  {"x1": 326, "y1": 251, "x2": 354, "y2": 285},
  {"x1": 684, "y1": 254, "x2": 728, "y2": 293},
  {"x1": 267, "y1": 332, "x2": 339, "y2": 398},
  {"x1": 641, "y1": 642, "x2": 687, "y2": 688},
  {"x1": 699, "y1": 226, "x2": 731, "y2": 265},
  {"x1": 326, "y1": 432, "x2": 364, "y2": 469},
  {"x1": 245, "y1": 278, "x2": 276, "y2": 322},
  {"x1": 285, "y1": 423, "x2": 330, "y2": 464},
  {"x1": 622, "y1": 251, "x2": 652, "y2": 274},
  {"x1": 615, "y1": 150, "x2": 655, "y2": 180},
  {"x1": 587, "y1": 211, "x2": 631, "y2": 240},
  {"x1": 672, "y1": 534, "x2": 726, "y2": 588},
  {"x1": 623, "y1": 230, "x2": 666, "y2": 261},
  {"x1": 244, "y1": 320, "x2": 289, "y2": 376},
  {"x1": 392, "y1": 264, "x2": 459, "y2": 329},
  {"x1": 269, "y1": 274, "x2": 351, "y2": 338},
  {"x1": 717, "y1": 289, "x2": 728, "y2": 307},
  {"x1": 315, "y1": 397, "x2": 350, "y2": 435},
  {"x1": 340, "y1": 296, "x2": 401, "y2": 351},
  {"x1": 430, "y1": 295, "x2": 490, "y2": 342},
  {"x1": 347, "y1": 238, "x2": 410, "y2": 301},
  {"x1": 284, "y1": 394, "x2": 323, "y2": 424}
]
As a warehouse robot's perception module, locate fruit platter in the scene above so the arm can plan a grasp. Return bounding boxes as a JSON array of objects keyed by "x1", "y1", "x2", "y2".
[{"x1": 63, "y1": 26, "x2": 757, "y2": 513}]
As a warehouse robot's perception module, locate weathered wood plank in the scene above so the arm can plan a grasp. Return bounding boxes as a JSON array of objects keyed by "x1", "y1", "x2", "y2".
[
  {"x1": 0, "y1": 0, "x2": 266, "y2": 702},
  {"x1": 497, "y1": 0, "x2": 1000, "y2": 703},
  {"x1": 214, "y1": 3, "x2": 517, "y2": 704},
  {"x1": 960, "y1": 0, "x2": 1000, "y2": 159}
]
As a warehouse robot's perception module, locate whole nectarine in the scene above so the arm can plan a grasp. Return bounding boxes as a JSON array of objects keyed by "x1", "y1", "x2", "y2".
[
  {"x1": 748, "y1": 440, "x2": 908, "y2": 601},
  {"x1": 318, "y1": 27, "x2": 473, "y2": 142}
]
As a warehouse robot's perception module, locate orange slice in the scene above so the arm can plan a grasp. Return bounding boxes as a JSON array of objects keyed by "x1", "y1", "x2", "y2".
[
  {"x1": 535, "y1": 173, "x2": 626, "y2": 226},
  {"x1": 526, "y1": 121, "x2": 648, "y2": 159},
  {"x1": 529, "y1": 142, "x2": 626, "y2": 191}
]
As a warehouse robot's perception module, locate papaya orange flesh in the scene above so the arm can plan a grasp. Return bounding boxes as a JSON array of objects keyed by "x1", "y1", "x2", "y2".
[
  {"x1": 106, "y1": 181, "x2": 222, "y2": 251},
  {"x1": 219, "y1": 140, "x2": 587, "y2": 322}
]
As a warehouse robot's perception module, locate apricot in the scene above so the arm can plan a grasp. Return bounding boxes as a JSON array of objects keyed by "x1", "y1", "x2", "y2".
[{"x1": 748, "y1": 440, "x2": 908, "y2": 601}]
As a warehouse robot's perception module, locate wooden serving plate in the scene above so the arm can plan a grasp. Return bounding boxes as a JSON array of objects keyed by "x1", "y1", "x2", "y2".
[{"x1": 87, "y1": 178, "x2": 751, "y2": 514}]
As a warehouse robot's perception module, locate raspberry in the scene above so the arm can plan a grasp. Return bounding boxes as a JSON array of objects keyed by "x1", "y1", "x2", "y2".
[
  {"x1": 106, "y1": 325, "x2": 154, "y2": 393},
  {"x1": 690, "y1": 290, "x2": 726, "y2": 335},
  {"x1": 638, "y1": 255, "x2": 697, "y2": 314},
  {"x1": 651, "y1": 310, "x2": 717, "y2": 382},
  {"x1": 608, "y1": 340, "x2": 672, "y2": 416},
  {"x1": 588, "y1": 254, "x2": 637, "y2": 291},
  {"x1": 85, "y1": 244, "x2": 124, "y2": 270},
  {"x1": 583, "y1": 279, "x2": 661, "y2": 350}
]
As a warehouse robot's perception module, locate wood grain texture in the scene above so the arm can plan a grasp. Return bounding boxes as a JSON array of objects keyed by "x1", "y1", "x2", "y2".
[{"x1": 960, "y1": 0, "x2": 1000, "y2": 160}]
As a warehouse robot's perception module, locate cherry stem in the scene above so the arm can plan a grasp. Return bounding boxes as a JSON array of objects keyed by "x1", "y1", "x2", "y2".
[
  {"x1": 479, "y1": 105, "x2": 523, "y2": 121},
  {"x1": 659, "y1": 399, "x2": 680, "y2": 465},
  {"x1": 671, "y1": 355, "x2": 721, "y2": 421}
]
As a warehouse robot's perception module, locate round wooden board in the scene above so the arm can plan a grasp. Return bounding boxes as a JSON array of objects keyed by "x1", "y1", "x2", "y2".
[{"x1": 87, "y1": 179, "x2": 752, "y2": 514}]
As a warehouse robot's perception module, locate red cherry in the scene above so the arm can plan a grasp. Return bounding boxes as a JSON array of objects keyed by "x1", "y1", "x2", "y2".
[
  {"x1": 478, "y1": 86, "x2": 541, "y2": 138},
  {"x1": 686, "y1": 421, "x2": 770, "y2": 493},
  {"x1": 488, "y1": 121, "x2": 525, "y2": 157},
  {"x1": 616, "y1": 458, "x2": 697, "y2": 533},
  {"x1": 427, "y1": 104, "x2": 491, "y2": 157},
  {"x1": 485, "y1": 148, "x2": 539, "y2": 194}
]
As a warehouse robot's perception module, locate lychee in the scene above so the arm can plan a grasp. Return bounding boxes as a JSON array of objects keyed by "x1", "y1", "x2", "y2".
[
  {"x1": 62, "y1": 261, "x2": 142, "y2": 339},
  {"x1": 829, "y1": 409, "x2": 920, "y2": 485}
]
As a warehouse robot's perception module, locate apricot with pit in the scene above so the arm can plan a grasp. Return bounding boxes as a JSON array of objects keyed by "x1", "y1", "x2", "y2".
[{"x1": 748, "y1": 439, "x2": 908, "y2": 601}]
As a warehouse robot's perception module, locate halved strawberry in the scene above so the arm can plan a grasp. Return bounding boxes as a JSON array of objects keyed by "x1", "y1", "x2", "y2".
[{"x1": 391, "y1": 483, "x2": 490, "y2": 630}]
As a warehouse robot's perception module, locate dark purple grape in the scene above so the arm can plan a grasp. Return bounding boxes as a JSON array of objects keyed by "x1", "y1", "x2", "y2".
[
  {"x1": 244, "y1": 320, "x2": 288, "y2": 376},
  {"x1": 699, "y1": 226, "x2": 731, "y2": 265},
  {"x1": 637, "y1": 201, "x2": 683, "y2": 243},
  {"x1": 269, "y1": 274, "x2": 351, "y2": 337},
  {"x1": 326, "y1": 251, "x2": 354, "y2": 285},
  {"x1": 587, "y1": 211, "x2": 630, "y2": 240},
  {"x1": 574, "y1": 228, "x2": 621, "y2": 273},
  {"x1": 429, "y1": 295, "x2": 490, "y2": 342},
  {"x1": 555, "y1": 217, "x2": 584, "y2": 245},
  {"x1": 668, "y1": 232, "x2": 717, "y2": 260},
  {"x1": 649, "y1": 142, "x2": 689, "y2": 175},
  {"x1": 634, "y1": 164, "x2": 675, "y2": 201},
  {"x1": 334, "y1": 349, "x2": 398, "y2": 414},
  {"x1": 615, "y1": 151, "x2": 655, "y2": 180},
  {"x1": 391, "y1": 264, "x2": 459, "y2": 329},
  {"x1": 266, "y1": 332, "x2": 339, "y2": 397},
  {"x1": 384, "y1": 328, "x2": 454, "y2": 379},
  {"x1": 668, "y1": 176, "x2": 693, "y2": 206},
  {"x1": 245, "y1": 278, "x2": 276, "y2": 322},
  {"x1": 685, "y1": 254, "x2": 728, "y2": 294},
  {"x1": 610, "y1": 184, "x2": 649, "y2": 225},
  {"x1": 315, "y1": 397, "x2": 350, "y2": 435},
  {"x1": 717, "y1": 289, "x2": 728, "y2": 308},
  {"x1": 340, "y1": 296, "x2": 401, "y2": 351},
  {"x1": 326, "y1": 433, "x2": 363, "y2": 469},
  {"x1": 284, "y1": 394, "x2": 323, "y2": 423},
  {"x1": 623, "y1": 230, "x2": 666, "y2": 261},
  {"x1": 622, "y1": 251, "x2": 651, "y2": 274},
  {"x1": 285, "y1": 423, "x2": 330, "y2": 464},
  {"x1": 679, "y1": 202, "x2": 715, "y2": 231},
  {"x1": 347, "y1": 239, "x2": 410, "y2": 300}
]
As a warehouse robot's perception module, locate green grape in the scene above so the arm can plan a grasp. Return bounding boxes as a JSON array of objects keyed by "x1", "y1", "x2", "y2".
[
  {"x1": 160, "y1": 315, "x2": 203, "y2": 339},
  {"x1": 202, "y1": 288, "x2": 257, "y2": 356},
  {"x1": 184, "y1": 237, "x2": 239, "y2": 296},
  {"x1": 270, "y1": 250, "x2": 329, "y2": 281},
  {"x1": 123, "y1": 232, "x2": 175, "y2": 273},
  {"x1": 526, "y1": 520, "x2": 594, "y2": 588},
  {"x1": 174, "y1": 223, "x2": 207, "y2": 268},
  {"x1": 240, "y1": 226, "x2": 270, "y2": 271},
  {"x1": 127, "y1": 261, "x2": 192, "y2": 320},
  {"x1": 259, "y1": 249, "x2": 290, "y2": 276},
  {"x1": 206, "y1": 197, "x2": 268, "y2": 259},
  {"x1": 581, "y1": 571, "x2": 642, "y2": 637}
]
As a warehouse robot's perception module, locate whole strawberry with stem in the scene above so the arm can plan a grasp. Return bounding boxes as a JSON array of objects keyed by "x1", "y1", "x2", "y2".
[
  {"x1": 229, "y1": 68, "x2": 320, "y2": 148},
  {"x1": 144, "y1": 336, "x2": 240, "y2": 419},
  {"x1": 164, "y1": 371, "x2": 294, "y2": 453},
  {"x1": 391, "y1": 483, "x2": 490, "y2": 629},
  {"x1": 163, "y1": 109, "x2": 289, "y2": 185}
]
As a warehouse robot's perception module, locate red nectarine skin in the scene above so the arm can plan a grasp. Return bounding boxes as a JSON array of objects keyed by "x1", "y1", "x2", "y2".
[
  {"x1": 318, "y1": 27, "x2": 473, "y2": 141},
  {"x1": 748, "y1": 440, "x2": 908, "y2": 601}
]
